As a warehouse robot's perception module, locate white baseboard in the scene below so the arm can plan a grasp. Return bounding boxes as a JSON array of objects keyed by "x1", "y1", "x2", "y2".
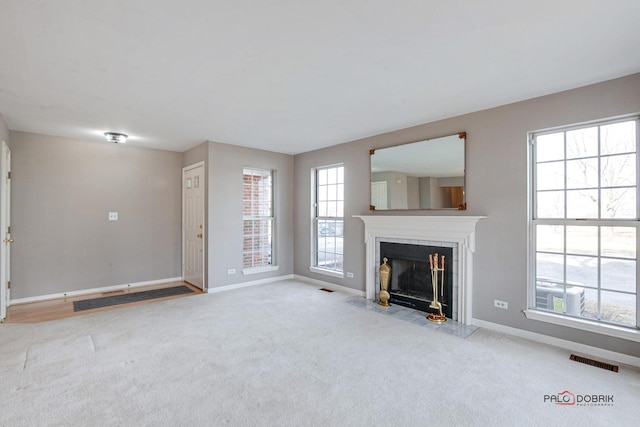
[
  {"x1": 10, "y1": 277, "x2": 184, "y2": 305},
  {"x1": 207, "y1": 274, "x2": 295, "y2": 294},
  {"x1": 293, "y1": 274, "x2": 366, "y2": 297},
  {"x1": 472, "y1": 318, "x2": 640, "y2": 369}
]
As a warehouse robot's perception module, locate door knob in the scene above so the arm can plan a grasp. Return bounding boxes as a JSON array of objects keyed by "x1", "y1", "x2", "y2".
[{"x1": 4, "y1": 238, "x2": 13, "y2": 243}]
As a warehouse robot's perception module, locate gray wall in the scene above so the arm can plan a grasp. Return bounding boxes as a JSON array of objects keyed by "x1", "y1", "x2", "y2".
[
  {"x1": 11, "y1": 131, "x2": 183, "y2": 298},
  {"x1": 406, "y1": 176, "x2": 419, "y2": 209},
  {"x1": 419, "y1": 177, "x2": 431, "y2": 209},
  {"x1": 207, "y1": 141, "x2": 294, "y2": 288},
  {"x1": 294, "y1": 73, "x2": 640, "y2": 357}
]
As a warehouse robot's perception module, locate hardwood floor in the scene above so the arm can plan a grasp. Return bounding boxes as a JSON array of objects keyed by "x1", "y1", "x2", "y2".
[{"x1": 3, "y1": 281, "x2": 203, "y2": 323}]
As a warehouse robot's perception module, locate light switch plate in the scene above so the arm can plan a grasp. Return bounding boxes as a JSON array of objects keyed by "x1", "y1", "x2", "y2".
[{"x1": 109, "y1": 212, "x2": 118, "y2": 221}]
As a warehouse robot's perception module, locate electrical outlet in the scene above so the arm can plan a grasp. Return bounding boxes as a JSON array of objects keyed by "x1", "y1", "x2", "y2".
[
  {"x1": 227, "y1": 269, "x2": 236, "y2": 275},
  {"x1": 494, "y1": 299, "x2": 508, "y2": 310},
  {"x1": 346, "y1": 272, "x2": 354, "y2": 278},
  {"x1": 108, "y1": 212, "x2": 118, "y2": 221}
]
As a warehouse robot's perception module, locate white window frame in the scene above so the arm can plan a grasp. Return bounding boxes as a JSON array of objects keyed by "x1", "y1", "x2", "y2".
[
  {"x1": 525, "y1": 115, "x2": 640, "y2": 342},
  {"x1": 310, "y1": 164, "x2": 345, "y2": 278},
  {"x1": 242, "y1": 168, "x2": 278, "y2": 275}
]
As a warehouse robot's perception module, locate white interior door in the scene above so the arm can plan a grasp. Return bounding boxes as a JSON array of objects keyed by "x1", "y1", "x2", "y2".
[
  {"x1": 371, "y1": 181, "x2": 388, "y2": 210},
  {"x1": 183, "y1": 162, "x2": 205, "y2": 290},
  {"x1": 1, "y1": 141, "x2": 11, "y2": 320}
]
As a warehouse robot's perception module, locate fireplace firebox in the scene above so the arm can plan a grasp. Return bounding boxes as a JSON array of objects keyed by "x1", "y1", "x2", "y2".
[{"x1": 380, "y1": 242, "x2": 453, "y2": 318}]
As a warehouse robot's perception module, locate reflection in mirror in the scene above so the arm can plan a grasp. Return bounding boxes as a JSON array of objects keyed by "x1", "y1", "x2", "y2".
[{"x1": 370, "y1": 133, "x2": 466, "y2": 210}]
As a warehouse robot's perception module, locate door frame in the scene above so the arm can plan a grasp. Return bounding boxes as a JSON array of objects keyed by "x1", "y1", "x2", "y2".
[
  {"x1": 0, "y1": 140, "x2": 11, "y2": 320},
  {"x1": 182, "y1": 161, "x2": 205, "y2": 290}
]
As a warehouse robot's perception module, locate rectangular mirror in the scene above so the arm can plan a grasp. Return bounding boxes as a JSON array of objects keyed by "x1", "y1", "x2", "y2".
[{"x1": 370, "y1": 132, "x2": 466, "y2": 210}]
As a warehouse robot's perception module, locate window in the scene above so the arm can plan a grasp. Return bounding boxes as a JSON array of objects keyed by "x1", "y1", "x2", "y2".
[
  {"x1": 243, "y1": 168, "x2": 274, "y2": 271},
  {"x1": 530, "y1": 117, "x2": 639, "y2": 332},
  {"x1": 313, "y1": 165, "x2": 344, "y2": 275}
]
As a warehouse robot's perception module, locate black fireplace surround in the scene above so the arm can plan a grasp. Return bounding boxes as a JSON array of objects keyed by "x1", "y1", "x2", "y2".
[{"x1": 380, "y1": 242, "x2": 453, "y2": 318}]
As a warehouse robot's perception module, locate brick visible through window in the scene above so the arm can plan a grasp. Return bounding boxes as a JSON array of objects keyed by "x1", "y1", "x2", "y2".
[{"x1": 243, "y1": 168, "x2": 274, "y2": 269}]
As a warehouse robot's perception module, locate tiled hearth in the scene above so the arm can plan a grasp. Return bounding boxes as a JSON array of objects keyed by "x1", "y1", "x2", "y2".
[{"x1": 347, "y1": 297, "x2": 479, "y2": 338}]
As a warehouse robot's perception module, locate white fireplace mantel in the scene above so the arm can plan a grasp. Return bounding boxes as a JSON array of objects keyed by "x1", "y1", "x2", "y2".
[{"x1": 354, "y1": 215, "x2": 485, "y2": 325}]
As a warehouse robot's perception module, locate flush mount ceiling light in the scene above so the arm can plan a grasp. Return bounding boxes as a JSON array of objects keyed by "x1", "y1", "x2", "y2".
[{"x1": 104, "y1": 132, "x2": 128, "y2": 143}]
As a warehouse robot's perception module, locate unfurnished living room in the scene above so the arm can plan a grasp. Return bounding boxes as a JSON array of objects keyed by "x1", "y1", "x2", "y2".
[{"x1": 1, "y1": 1, "x2": 640, "y2": 426}]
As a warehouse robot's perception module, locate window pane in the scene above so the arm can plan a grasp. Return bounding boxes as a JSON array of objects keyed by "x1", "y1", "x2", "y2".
[
  {"x1": 601, "y1": 227, "x2": 635, "y2": 259},
  {"x1": 316, "y1": 234, "x2": 326, "y2": 252},
  {"x1": 566, "y1": 189, "x2": 598, "y2": 218},
  {"x1": 318, "y1": 169, "x2": 328, "y2": 185},
  {"x1": 536, "y1": 253, "x2": 564, "y2": 282},
  {"x1": 537, "y1": 191, "x2": 564, "y2": 218},
  {"x1": 335, "y1": 236, "x2": 344, "y2": 255},
  {"x1": 601, "y1": 120, "x2": 636, "y2": 155},
  {"x1": 566, "y1": 255, "x2": 597, "y2": 288},
  {"x1": 326, "y1": 201, "x2": 337, "y2": 217},
  {"x1": 327, "y1": 168, "x2": 337, "y2": 184},
  {"x1": 328, "y1": 184, "x2": 337, "y2": 201},
  {"x1": 536, "y1": 133, "x2": 564, "y2": 162},
  {"x1": 317, "y1": 202, "x2": 327, "y2": 217},
  {"x1": 334, "y1": 254, "x2": 344, "y2": 271},
  {"x1": 602, "y1": 154, "x2": 635, "y2": 187},
  {"x1": 566, "y1": 226, "x2": 597, "y2": 256},
  {"x1": 536, "y1": 225, "x2": 564, "y2": 253},
  {"x1": 318, "y1": 185, "x2": 327, "y2": 202},
  {"x1": 318, "y1": 220, "x2": 333, "y2": 237},
  {"x1": 601, "y1": 188, "x2": 635, "y2": 219},
  {"x1": 337, "y1": 167, "x2": 344, "y2": 183},
  {"x1": 601, "y1": 258, "x2": 636, "y2": 293},
  {"x1": 600, "y1": 291, "x2": 636, "y2": 327},
  {"x1": 566, "y1": 127, "x2": 598, "y2": 159},
  {"x1": 579, "y1": 288, "x2": 598, "y2": 320},
  {"x1": 536, "y1": 161, "x2": 564, "y2": 190},
  {"x1": 336, "y1": 201, "x2": 344, "y2": 218},
  {"x1": 566, "y1": 158, "x2": 598, "y2": 189}
]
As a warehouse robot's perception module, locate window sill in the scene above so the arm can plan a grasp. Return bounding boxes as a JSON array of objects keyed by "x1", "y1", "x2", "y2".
[
  {"x1": 242, "y1": 265, "x2": 279, "y2": 275},
  {"x1": 309, "y1": 267, "x2": 344, "y2": 279},
  {"x1": 524, "y1": 309, "x2": 640, "y2": 343}
]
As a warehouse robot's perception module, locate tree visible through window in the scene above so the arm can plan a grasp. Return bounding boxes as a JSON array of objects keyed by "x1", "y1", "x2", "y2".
[
  {"x1": 314, "y1": 165, "x2": 344, "y2": 273},
  {"x1": 531, "y1": 117, "x2": 638, "y2": 328},
  {"x1": 243, "y1": 168, "x2": 273, "y2": 269}
]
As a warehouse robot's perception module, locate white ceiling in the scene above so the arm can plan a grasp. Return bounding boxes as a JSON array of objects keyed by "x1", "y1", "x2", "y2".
[{"x1": 0, "y1": 1, "x2": 639, "y2": 154}]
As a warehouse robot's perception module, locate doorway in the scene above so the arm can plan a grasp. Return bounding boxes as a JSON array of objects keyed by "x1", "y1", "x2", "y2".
[
  {"x1": 182, "y1": 162, "x2": 205, "y2": 290},
  {"x1": 371, "y1": 181, "x2": 388, "y2": 210},
  {"x1": 1, "y1": 140, "x2": 11, "y2": 320}
]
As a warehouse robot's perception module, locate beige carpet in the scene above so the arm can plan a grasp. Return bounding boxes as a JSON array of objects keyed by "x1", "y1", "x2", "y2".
[{"x1": 1, "y1": 279, "x2": 638, "y2": 426}]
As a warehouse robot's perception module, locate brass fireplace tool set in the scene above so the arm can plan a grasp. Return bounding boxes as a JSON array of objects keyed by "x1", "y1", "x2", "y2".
[
  {"x1": 427, "y1": 253, "x2": 447, "y2": 324},
  {"x1": 378, "y1": 253, "x2": 447, "y2": 324}
]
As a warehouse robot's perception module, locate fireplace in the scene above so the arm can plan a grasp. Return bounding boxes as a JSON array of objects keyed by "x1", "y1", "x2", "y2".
[
  {"x1": 380, "y1": 242, "x2": 453, "y2": 318},
  {"x1": 355, "y1": 215, "x2": 485, "y2": 325}
]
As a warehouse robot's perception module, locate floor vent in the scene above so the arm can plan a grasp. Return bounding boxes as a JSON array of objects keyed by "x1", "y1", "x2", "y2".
[
  {"x1": 319, "y1": 288, "x2": 334, "y2": 293},
  {"x1": 102, "y1": 290, "x2": 125, "y2": 296},
  {"x1": 570, "y1": 354, "x2": 619, "y2": 372}
]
